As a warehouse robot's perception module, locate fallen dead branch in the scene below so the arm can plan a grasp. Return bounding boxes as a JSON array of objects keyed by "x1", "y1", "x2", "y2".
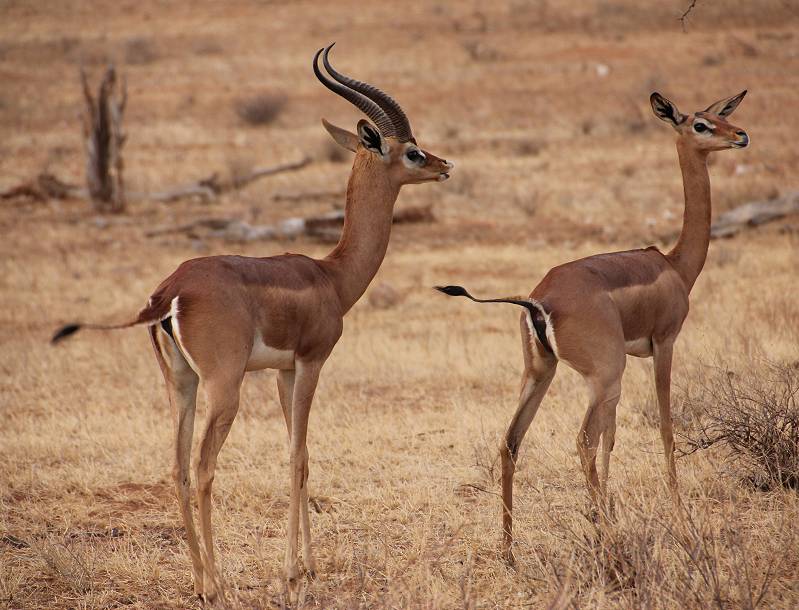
[
  {"x1": 271, "y1": 189, "x2": 344, "y2": 203},
  {"x1": 145, "y1": 203, "x2": 435, "y2": 242},
  {"x1": 0, "y1": 173, "x2": 84, "y2": 202},
  {"x1": 149, "y1": 156, "x2": 311, "y2": 203},
  {"x1": 710, "y1": 192, "x2": 799, "y2": 238},
  {"x1": 1, "y1": 157, "x2": 311, "y2": 206}
]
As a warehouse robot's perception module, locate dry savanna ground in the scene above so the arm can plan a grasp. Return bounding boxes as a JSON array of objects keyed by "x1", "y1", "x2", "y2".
[{"x1": 2, "y1": 1, "x2": 799, "y2": 608}]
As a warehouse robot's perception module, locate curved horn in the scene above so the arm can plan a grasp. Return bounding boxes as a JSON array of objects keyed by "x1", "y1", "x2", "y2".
[
  {"x1": 322, "y1": 43, "x2": 413, "y2": 142},
  {"x1": 313, "y1": 45, "x2": 396, "y2": 138}
]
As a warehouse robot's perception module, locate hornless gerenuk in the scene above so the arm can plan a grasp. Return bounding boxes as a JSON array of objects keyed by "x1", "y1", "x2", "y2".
[
  {"x1": 437, "y1": 90, "x2": 749, "y2": 563},
  {"x1": 52, "y1": 44, "x2": 453, "y2": 599}
]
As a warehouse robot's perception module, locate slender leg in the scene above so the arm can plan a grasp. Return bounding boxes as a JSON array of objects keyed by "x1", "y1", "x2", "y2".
[
  {"x1": 276, "y1": 369, "x2": 295, "y2": 431},
  {"x1": 501, "y1": 363, "x2": 556, "y2": 564},
  {"x1": 149, "y1": 326, "x2": 204, "y2": 596},
  {"x1": 195, "y1": 373, "x2": 243, "y2": 601},
  {"x1": 653, "y1": 340, "x2": 678, "y2": 494},
  {"x1": 285, "y1": 360, "x2": 322, "y2": 587},
  {"x1": 277, "y1": 369, "x2": 316, "y2": 577},
  {"x1": 599, "y1": 404, "x2": 617, "y2": 498},
  {"x1": 576, "y1": 376, "x2": 622, "y2": 511}
]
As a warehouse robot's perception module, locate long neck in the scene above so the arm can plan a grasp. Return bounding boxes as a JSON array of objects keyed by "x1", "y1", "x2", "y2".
[
  {"x1": 667, "y1": 141, "x2": 711, "y2": 292},
  {"x1": 324, "y1": 151, "x2": 400, "y2": 313}
]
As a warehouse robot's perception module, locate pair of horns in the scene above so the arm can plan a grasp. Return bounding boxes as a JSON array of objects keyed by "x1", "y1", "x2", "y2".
[{"x1": 313, "y1": 43, "x2": 413, "y2": 142}]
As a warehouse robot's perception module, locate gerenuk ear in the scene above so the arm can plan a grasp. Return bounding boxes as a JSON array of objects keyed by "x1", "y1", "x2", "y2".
[
  {"x1": 650, "y1": 92, "x2": 686, "y2": 128},
  {"x1": 704, "y1": 90, "x2": 747, "y2": 118},
  {"x1": 356, "y1": 119, "x2": 387, "y2": 156},
  {"x1": 322, "y1": 118, "x2": 358, "y2": 152}
]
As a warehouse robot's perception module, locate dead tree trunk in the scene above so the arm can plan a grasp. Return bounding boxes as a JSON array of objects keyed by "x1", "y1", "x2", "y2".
[{"x1": 81, "y1": 66, "x2": 127, "y2": 213}]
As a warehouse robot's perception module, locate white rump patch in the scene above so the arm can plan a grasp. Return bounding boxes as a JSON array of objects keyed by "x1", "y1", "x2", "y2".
[
  {"x1": 523, "y1": 300, "x2": 558, "y2": 358},
  {"x1": 167, "y1": 296, "x2": 201, "y2": 374}
]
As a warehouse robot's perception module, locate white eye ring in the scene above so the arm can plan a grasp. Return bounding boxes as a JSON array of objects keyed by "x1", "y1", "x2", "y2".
[
  {"x1": 693, "y1": 119, "x2": 713, "y2": 135},
  {"x1": 406, "y1": 149, "x2": 426, "y2": 164}
]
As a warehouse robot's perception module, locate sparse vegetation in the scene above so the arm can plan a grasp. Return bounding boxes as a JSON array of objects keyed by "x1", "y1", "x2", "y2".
[
  {"x1": 682, "y1": 362, "x2": 799, "y2": 490},
  {"x1": 123, "y1": 37, "x2": 159, "y2": 65},
  {"x1": 234, "y1": 92, "x2": 288, "y2": 126},
  {"x1": 1, "y1": 0, "x2": 799, "y2": 607}
]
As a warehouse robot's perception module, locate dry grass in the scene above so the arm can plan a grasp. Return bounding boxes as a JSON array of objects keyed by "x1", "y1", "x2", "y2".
[{"x1": 2, "y1": 1, "x2": 799, "y2": 608}]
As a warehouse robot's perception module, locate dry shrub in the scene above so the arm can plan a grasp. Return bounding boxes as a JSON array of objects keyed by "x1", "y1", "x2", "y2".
[
  {"x1": 192, "y1": 37, "x2": 224, "y2": 56},
  {"x1": 567, "y1": 514, "x2": 664, "y2": 603},
  {"x1": 34, "y1": 539, "x2": 96, "y2": 596},
  {"x1": 548, "y1": 500, "x2": 785, "y2": 609},
  {"x1": 512, "y1": 139, "x2": 545, "y2": 157},
  {"x1": 471, "y1": 429, "x2": 500, "y2": 488},
  {"x1": 320, "y1": 139, "x2": 350, "y2": 164},
  {"x1": 235, "y1": 92, "x2": 287, "y2": 126},
  {"x1": 124, "y1": 37, "x2": 159, "y2": 65},
  {"x1": 681, "y1": 362, "x2": 799, "y2": 490}
]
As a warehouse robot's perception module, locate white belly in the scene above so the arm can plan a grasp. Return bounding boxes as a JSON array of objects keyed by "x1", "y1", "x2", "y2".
[
  {"x1": 625, "y1": 337, "x2": 653, "y2": 358},
  {"x1": 246, "y1": 334, "x2": 295, "y2": 371}
]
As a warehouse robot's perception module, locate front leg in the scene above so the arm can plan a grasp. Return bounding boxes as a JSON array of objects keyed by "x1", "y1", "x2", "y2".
[
  {"x1": 277, "y1": 369, "x2": 316, "y2": 577},
  {"x1": 653, "y1": 340, "x2": 678, "y2": 493},
  {"x1": 284, "y1": 360, "x2": 322, "y2": 589}
]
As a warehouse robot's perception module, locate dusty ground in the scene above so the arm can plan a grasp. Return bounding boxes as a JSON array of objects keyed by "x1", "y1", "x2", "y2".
[{"x1": 2, "y1": 1, "x2": 799, "y2": 608}]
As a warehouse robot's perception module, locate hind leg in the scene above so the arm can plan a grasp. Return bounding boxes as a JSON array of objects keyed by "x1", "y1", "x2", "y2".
[
  {"x1": 195, "y1": 372, "x2": 243, "y2": 601},
  {"x1": 501, "y1": 316, "x2": 558, "y2": 563},
  {"x1": 501, "y1": 361, "x2": 556, "y2": 563},
  {"x1": 150, "y1": 326, "x2": 204, "y2": 596}
]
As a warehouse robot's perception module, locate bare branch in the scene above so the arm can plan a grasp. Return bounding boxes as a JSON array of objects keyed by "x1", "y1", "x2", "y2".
[
  {"x1": 680, "y1": 0, "x2": 699, "y2": 31},
  {"x1": 1, "y1": 173, "x2": 83, "y2": 202},
  {"x1": 144, "y1": 204, "x2": 435, "y2": 242},
  {"x1": 231, "y1": 157, "x2": 311, "y2": 189},
  {"x1": 149, "y1": 157, "x2": 310, "y2": 203},
  {"x1": 710, "y1": 192, "x2": 799, "y2": 239},
  {"x1": 2, "y1": 157, "x2": 312, "y2": 208}
]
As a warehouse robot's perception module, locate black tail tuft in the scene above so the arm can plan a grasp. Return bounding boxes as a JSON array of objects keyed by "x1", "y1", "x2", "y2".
[
  {"x1": 435, "y1": 285, "x2": 471, "y2": 298},
  {"x1": 434, "y1": 284, "x2": 554, "y2": 354},
  {"x1": 51, "y1": 323, "x2": 82, "y2": 344}
]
